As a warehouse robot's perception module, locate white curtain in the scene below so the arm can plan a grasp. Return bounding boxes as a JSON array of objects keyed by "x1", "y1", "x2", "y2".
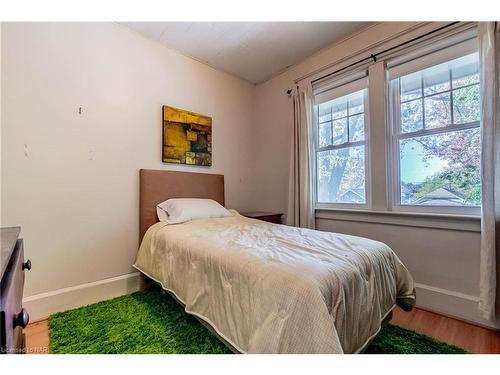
[
  {"x1": 478, "y1": 22, "x2": 500, "y2": 321},
  {"x1": 286, "y1": 83, "x2": 315, "y2": 229}
]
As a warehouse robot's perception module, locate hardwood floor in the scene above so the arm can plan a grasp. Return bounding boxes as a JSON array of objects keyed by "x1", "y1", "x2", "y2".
[
  {"x1": 24, "y1": 319, "x2": 49, "y2": 354},
  {"x1": 391, "y1": 307, "x2": 500, "y2": 354},
  {"x1": 24, "y1": 307, "x2": 500, "y2": 354}
]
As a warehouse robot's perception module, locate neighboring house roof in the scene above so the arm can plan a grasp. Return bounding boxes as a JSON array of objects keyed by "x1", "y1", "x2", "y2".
[
  {"x1": 339, "y1": 187, "x2": 365, "y2": 201},
  {"x1": 338, "y1": 187, "x2": 366, "y2": 204},
  {"x1": 414, "y1": 187, "x2": 466, "y2": 205}
]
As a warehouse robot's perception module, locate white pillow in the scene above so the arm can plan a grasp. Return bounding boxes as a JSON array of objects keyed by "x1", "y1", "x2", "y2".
[{"x1": 156, "y1": 198, "x2": 232, "y2": 224}]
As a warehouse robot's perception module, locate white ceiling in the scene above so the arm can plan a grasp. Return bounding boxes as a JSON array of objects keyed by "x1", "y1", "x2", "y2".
[{"x1": 120, "y1": 22, "x2": 370, "y2": 84}]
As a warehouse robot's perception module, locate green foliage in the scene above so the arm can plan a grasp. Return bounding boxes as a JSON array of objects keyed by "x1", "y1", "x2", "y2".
[
  {"x1": 413, "y1": 166, "x2": 481, "y2": 205},
  {"x1": 49, "y1": 289, "x2": 467, "y2": 354}
]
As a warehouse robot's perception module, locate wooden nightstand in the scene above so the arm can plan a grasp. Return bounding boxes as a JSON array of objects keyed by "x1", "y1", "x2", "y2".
[{"x1": 241, "y1": 212, "x2": 283, "y2": 224}]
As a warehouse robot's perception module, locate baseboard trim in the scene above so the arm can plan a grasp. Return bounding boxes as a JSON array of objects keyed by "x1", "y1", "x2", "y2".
[
  {"x1": 414, "y1": 282, "x2": 479, "y2": 303},
  {"x1": 23, "y1": 273, "x2": 500, "y2": 330},
  {"x1": 414, "y1": 282, "x2": 499, "y2": 330},
  {"x1": 23, "y1": 272, "x2": 142, "y2": 321}
]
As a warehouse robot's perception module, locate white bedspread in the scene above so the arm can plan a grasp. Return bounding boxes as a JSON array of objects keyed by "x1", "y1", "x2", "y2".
[{"x1": 134, "y1": 210, "x2": 415, "y2": 354}]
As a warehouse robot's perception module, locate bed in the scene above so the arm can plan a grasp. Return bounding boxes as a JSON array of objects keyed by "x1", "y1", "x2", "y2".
[{"x1": 134, "y1": 169, "x2": 415, "y2": 354}]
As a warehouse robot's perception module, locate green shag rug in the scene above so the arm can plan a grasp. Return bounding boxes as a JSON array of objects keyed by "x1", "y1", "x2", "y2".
[{"x1": 49, "y1": 289, "x2": 467, "y2": 354}]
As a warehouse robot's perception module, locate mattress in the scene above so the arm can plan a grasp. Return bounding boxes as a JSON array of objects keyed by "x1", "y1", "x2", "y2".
[{"x1": 134, "y1": 210, "x2": 415, "y2": 354}]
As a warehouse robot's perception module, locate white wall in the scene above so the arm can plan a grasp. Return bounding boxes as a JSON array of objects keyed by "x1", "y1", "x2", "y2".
[
  {"x1": 1, "y1": 22, "x2": 257, "y2": 319},
  {"x1": 254, "y1": 22, "x2": 498, "y2": 328}
]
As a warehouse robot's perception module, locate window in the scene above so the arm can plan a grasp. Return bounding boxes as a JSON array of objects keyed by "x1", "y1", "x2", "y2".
[
  {"x1": 389, "y1": 51, "x2": 481, "y2": 212},
  {"x1": 314, "y1": 79, "x2": 369, "y2": 206},
  {"x1": 311, "y1": 27, "x2": 481, "y2": 217}
]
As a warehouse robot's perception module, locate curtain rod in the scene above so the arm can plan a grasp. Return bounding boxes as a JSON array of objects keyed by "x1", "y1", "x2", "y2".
[{"x1": 286, "y1": 21, "x2": 460, "y2": 95}]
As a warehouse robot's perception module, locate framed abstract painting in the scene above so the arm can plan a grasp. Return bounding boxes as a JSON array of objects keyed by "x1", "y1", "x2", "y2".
[{"x1": 162, "y1": 105, "x2": 212, "y2": 166}]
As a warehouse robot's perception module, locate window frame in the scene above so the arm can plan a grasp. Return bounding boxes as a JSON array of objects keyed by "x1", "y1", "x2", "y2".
[
  {"x1": 313, "y1": 77, "x2": 372, "y2": 210},
  {"x1": 387, "y1": 45, "x2": 481, "y2": 216},
  {"x1": 309, "y1": 25, "x2": 482, "y2": 220}
]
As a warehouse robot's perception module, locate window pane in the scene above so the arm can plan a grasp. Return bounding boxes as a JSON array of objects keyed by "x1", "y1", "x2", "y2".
[
  {"x1": 400, "y1": 71, "x2": 422, "y2": 102},
  {"x1": 349, "y1": 114, "x2": 365, "y2": 142},
  {"x1": 424, "y1": 92, "x2": 451, "y2": 129},
  {"x1": 333, "y1": 118, "x2": 348, "y2": 145},
  {"x1": 401, "y1": 99, "x2": 423, "y2": 133},
  {"x1": 399, "y1": 128, "x2": 481, "y2": 206},
  {"x1": 348, "y1": 90, "x2": 364, "y2": 115},
  {"x1": 332, "y1": 97, "x2": 348, "y2": 119},
  {"x1": 452, "y1": 53, "x2": 479, "y2": 88},
  {"x1": 453, "y1": 84, "x2": 480, "y2": 124},
  {"x1": 318, "y1": 122, "x2": 332, "y2": 147},
  {"x1": 318, "y1": 102, "x2": 332, "y2": 123},
  {"x1": 423, "y1": 61, "x2": 450, "y2": 95},
  {"x1": 317, "y1": 146, "x2": 366, "y2": 204},
  {"x1": 319, "y1": 113, "x2": 331, "y2": 123},
  {"x1": 453, "y1": 73, "x2": 479, "y2": 89}
]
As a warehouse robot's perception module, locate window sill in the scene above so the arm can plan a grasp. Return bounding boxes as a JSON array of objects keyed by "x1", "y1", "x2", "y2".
[{"x1": 315, "y1": 207, "x2": 481, "y2": 232}]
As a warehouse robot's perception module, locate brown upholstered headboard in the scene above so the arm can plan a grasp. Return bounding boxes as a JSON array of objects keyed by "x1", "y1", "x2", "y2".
[{"x1": 139, "y1": 169, "x2": 225, "y2": 240}]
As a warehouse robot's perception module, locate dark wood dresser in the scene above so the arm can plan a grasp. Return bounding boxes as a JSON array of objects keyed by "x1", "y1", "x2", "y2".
[
  {"x1": 241, "y1": 212, "x2": 283, "y2": 224},
  {"x1": 1, "y1": 227, "x2": 31, "y2": 354}
]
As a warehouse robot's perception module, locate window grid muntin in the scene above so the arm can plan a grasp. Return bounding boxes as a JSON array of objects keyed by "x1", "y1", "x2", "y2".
[
  {"x1": 317, "y1": 90, "x2": 366, "y2": 148},
  {"x1": 399, "y1": 80, "x2": 479, "y2": 104},
  {"x1": 397, "y1": 64, "x2": 480, "y2": 135}
]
